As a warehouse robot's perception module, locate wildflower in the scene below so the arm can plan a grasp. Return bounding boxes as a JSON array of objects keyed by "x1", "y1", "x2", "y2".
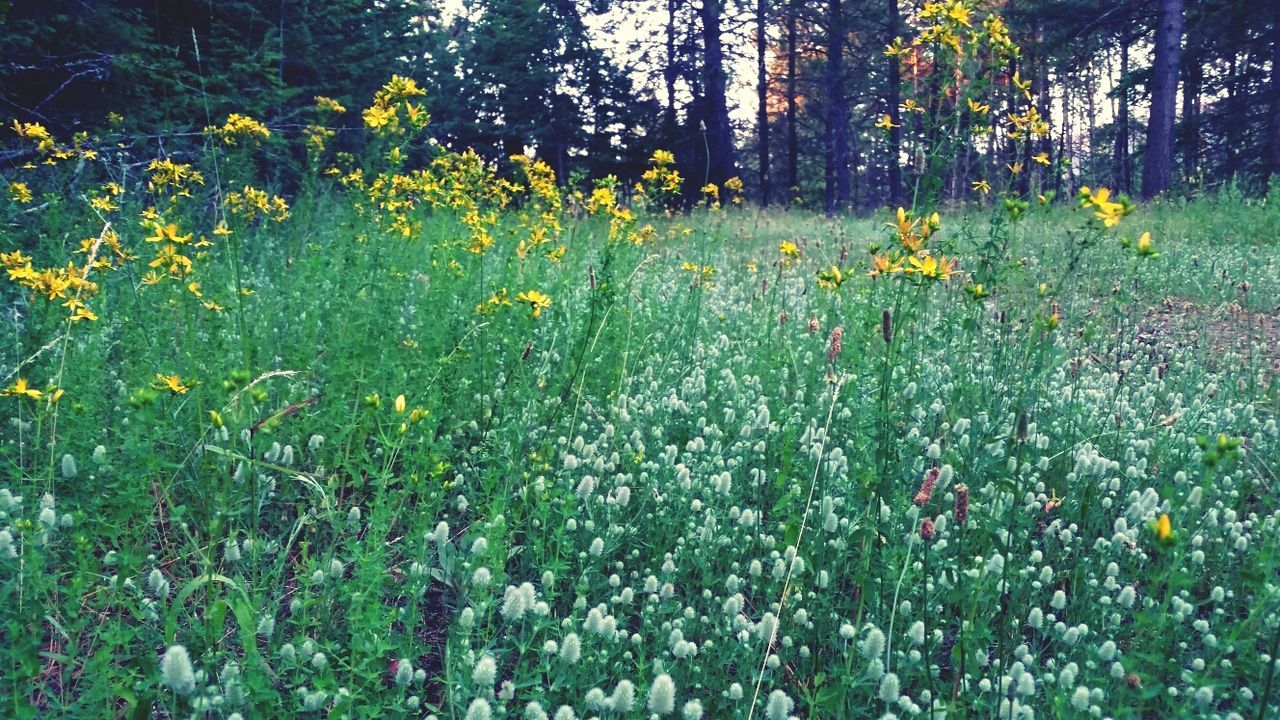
[
  {"x1": 648, "y1": 674, "x2": 676, "y2": 715},
  {"x1": 3, "y1": 378, "x2": 43, "y2": 400},
  {"x1": 517, "y1": 290, "x2": 552, "y2": 319},
  {"x1": 472, "y1": 655, "x2": 497, "y2": 686},
  {"x1": 860, "y1": 626, "x2": 886, "y2": 659},
  {"x1": 817, "y1": 265, "x2": 846, "y2": 289},
  {"x1": 465, "y1": 698, "x2": 492, "y2": 720},
  {"x1": 60, "y1": 454, "x2": 77, "y2": 479},
  {"x1": 609, "y1": 680, "x2": 636, "y2": 711},
  {"x1": 161, "y1": 645, "x2": 196, "y2": 695},
  {"x1": 869, "y1": 254, "x2": 904, "y2": 278},
  {"x1": 967, "y1": 97, "x2": 990, "y2": 114},
  {"x1": 778, "y1": 241, "x2": 800, "y2": 263},
  {"x1": 1033, "y1": 152, "x2": 1050, "y2": 166},
  {"x1": 876, "y1": 114, "x2": 900, "y2": 130},
  {"x1": 878, "y1": 672, "x2": 900, "y2": 703},
  {"x1": 904, "y1": 252, "x2": 956, "y2": 281},
  {"x1": 206, "y1": 113, "x2": 270, "y2": 145},
  {"x1": 827, "y1": 327, "x2": 843, "y2": 365},
  {"x1": 560, "y1": 633, "x2": 582, "y2": 664},
  {"x1": 1078, "y1": 186, "x2": 1129, "y2": 228},
  {"x1": 1135, "y1": 231, "x2": 1159, "y2": 258},
  {"x1": 765, "y1": 689, "x2": 793, "y2": 720},
  {"x1": 682, "y1": 700, "x2": 704, "y2": 719},
  {"x1": 920, "y1": 517, "x2": 936, "y2": 541},
  {"x1": 153, "y1": 374, "x2": 192, "y2": 394},
  {"x1": 1152, "y1": 513, "x2": 1173, "y2": 545},
  {"x1": 8, "y1": 181, "x2": 32, "y2": 203},
  {"x1": 972, "y1": 179, "x2": 991, "y2": 194},
  {"x1": 914, "y1": 467, "x2": 939, "y2": 506}
]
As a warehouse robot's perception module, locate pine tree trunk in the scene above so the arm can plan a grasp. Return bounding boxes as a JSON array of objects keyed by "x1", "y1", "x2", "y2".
[
  {"x1": 757, "y1": 0, "x2": 771, "y2": 205},
  {"x1": 1268, "y1": 1, "x2": 1280, "y2": 180},
  {"x1": 1141, "y1": 0, "x2": 1183, "y2": 199},
  {"x1": 665, "y1": 0, "x2": 679, "y2": 134},
  {"x1": 823, "y1": 0, "x2": 847, "y2": 214},
  {"x1": 701, "y1": 0, "x2": 737, "y2": 186},
  {"x1": 1180, "y1": 46, "x2": 1201, "y2": 183},
  {"x1": 786, "y1": 0, "x2": 799, "y2": 201},
  {"x1": 886, "y1": 0, "x2": 903, "y2": 206},
  {"x1": 1114, "y1": 30, "x2": 1131, "y2": 194}
]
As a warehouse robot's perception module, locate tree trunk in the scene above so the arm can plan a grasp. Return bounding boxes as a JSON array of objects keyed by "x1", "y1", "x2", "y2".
[
  {"x1": 1114, "y1": 29, "x2": 1132, "y2": 194},
  {"x1": 700, "y1": 0, "x2": 737, "y2": 186},
  {"x1": 885, "y1": 0, "x2": 903, "y2": 206},
  {"x1": 823, "y1": 0, "x2": 848, "y2": 214},
  {"x1": 1180, "y1": 44, "x2": 1201, "y2": 183},
  {"x1": 786, "y1": 0, "x2": 799, "y2": 200},
  {"x1": 665, "y1": 0, "x2": 679, "y2": 134},
  {"x1": 1268, "y1": 0, "x2": 1280, "y2": 179},
  {"x1": 756, "y1": 0, "x2": 770, "y2": 205},
  {"x1": 1141, "y1": 0, "x2": 1183, "y2": 199}
]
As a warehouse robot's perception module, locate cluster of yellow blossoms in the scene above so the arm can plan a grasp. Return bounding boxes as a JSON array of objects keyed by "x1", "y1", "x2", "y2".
[
  {"x1": 871, "y1": 207, "x2": 957, "y2": 283},
  {"x1": 205, "y1": 113, "x2": 271, "y2": 146},
  {"x1": 362, "y1": 75, "x2": 429, "y2": 135}
]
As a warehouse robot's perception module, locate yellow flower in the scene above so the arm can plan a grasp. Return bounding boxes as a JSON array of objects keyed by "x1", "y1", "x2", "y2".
[
  {"x1": 1079, "y1": 186, "x2": 1128, "y2": 228},
  {"x1": 1134, "y1": 231, "x2": 1159, "y2": 258},
  {"x1": 1154, "y1": 513, "x2": 1172, "y2": 544},
  {"x1": 651, "y1": 149, "x2": 675, "y2": 166},
  {"x1": 153, "y1": 373, "x2": 192, "y2": 394},
  {"x1": 363, "y1": 104, "x2": 396, "y2": 130},
  {"x1": 1032, "y1": 152, "x2": 1050, "y2": 166},
  {"x1": 314, "y1": 96, "x2": 347, "y2": 114},
  {"x1": 966, "y1": 98, "x2": 990, "y2": 115},
  {"x1": 816, "y1": 265, "x2": 845, "y2": 290},
  {"x1": 904, "y1": 252, "x2": 956, "y2": 281},
  {"x1": 8, "y1": 181, "x2": 32, "y2": 203},
  {"x1": 778, "y1": 241, "x2": 800, "y2": 260},
  {"x1": 869, "y1": 253, "x2": 905, "y2": 278},
  {"x1": 517, "y1": 290, "x2": 552, "y2": 319},
  {"x1": 875, "y1": 114, "x2": 900, "y2": 130},
  {"x1": 394, "y1": 394, "x2": 407, "y2": 414},
  {"x1": 3, "y1": 377, "x2": 43, "y2": 400}
]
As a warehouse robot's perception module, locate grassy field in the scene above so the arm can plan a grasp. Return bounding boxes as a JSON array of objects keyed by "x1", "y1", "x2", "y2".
[{"x1": 3, "y1": 117, "x2": 1280, "y2": 720}]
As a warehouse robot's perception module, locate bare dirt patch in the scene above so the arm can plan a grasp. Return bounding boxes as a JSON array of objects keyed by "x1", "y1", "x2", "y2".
[{"x1": 1136, "y1": 298, "x2": 1280, "y2": 378}]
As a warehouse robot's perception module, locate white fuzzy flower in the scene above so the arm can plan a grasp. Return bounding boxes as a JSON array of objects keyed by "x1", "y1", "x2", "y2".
[
  {"x1": 648, "y1": 674, "x2": 676, "y2": 715},
  {"x1": 160, "y1": 645, "x2": 196, "y2": 695}
]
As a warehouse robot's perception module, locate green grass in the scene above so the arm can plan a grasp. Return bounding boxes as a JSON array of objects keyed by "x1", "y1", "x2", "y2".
[{"x1": 2, "y1": 152, "x2": 1279, "y2": 720}]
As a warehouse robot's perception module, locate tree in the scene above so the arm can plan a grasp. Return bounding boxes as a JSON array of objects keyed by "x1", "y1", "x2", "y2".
[
  {"x1": 885, "y1": 0, "x2": 903, "y2": 206},
  {"x1": 1141, "y1": 0, "x2": 1183, "y2": 199},
  {"x1": 699, "y1": 0, "x2": 738, "y2": 187},
  {"x1": 821, "y1": 0, "x2": 848, "y2": 214},
  {"x1": 756, "y1": 0, "x2": 772, "y2": 204},
  {"x1": 1269, "y1": 1, "x2": 1280, "y2": 179}
]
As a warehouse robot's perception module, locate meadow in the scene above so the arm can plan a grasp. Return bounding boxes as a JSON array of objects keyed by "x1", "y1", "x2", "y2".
[{"x1": 3, "y1": 84, "x2": 1280, "y2": 720}]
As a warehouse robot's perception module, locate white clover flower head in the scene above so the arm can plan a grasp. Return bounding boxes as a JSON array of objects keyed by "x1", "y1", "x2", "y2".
[
  {"x1": 560, "y1": 633, "x2": 582, "y2": 664},
  {"x1": 465, "y1": 698, "x2": 492, "y2": 720},
  {"x1": 609, "y1": 679, "x2": 636, "y2": 712},
  {"x1": 860, "y1": 626, "x2": 886, "y2": 660},
  {"x1": 648, "y1": 673, "x2": 676, "y2": 715},
  {"x1": 472, "y1": 655, "x2": 497, "y2": 686},
  {"x1": 161, "y1": 645, "x2": 196, "y2": 695},
  {"x1": 765, "y1": 689, "x2": 793, "y2": 720}
]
